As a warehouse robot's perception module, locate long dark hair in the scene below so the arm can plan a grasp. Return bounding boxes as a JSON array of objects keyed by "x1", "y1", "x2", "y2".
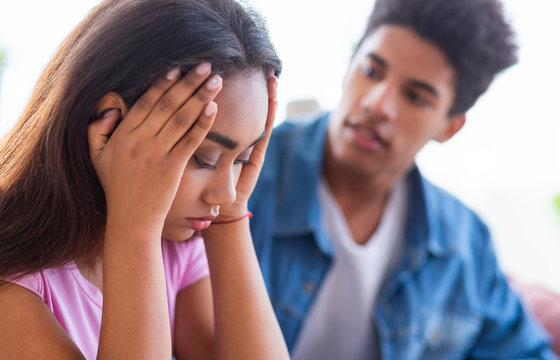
[{"x1": 0, "y1": 0, "x2": 281, "y2": 278}]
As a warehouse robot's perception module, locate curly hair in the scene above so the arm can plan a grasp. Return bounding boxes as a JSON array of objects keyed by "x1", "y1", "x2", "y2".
[{"x1": 359, "y1": 0, "x2": 518, "y2": 115}]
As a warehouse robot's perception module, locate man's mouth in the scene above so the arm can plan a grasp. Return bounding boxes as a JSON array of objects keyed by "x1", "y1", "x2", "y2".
[{"x1": 346, "y1": 122, "x2": 389, "y2": 149}]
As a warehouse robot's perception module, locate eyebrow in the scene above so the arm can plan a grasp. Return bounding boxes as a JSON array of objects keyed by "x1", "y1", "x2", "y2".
[
  {"x1": 206, "y1": 130, "x2": 266, "y2": 150},
  {"x1": 367, "y1": 52, "x2": 439, "y2": 98},
  {"x1": 409, "y1": 80, "x2": 439, "y2": 98},
  {"x1": 368, "y1": 53, "x2": 388, "y2": 68}
]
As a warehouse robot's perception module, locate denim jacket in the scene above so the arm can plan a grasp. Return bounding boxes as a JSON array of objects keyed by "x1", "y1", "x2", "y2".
[{"x1": 249, "y1": 112, "x2": 557, "y2": 359}]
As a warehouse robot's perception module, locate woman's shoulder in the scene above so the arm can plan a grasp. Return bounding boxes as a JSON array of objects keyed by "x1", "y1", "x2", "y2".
[
  {"x1": 5, "y1": 263, "x2": 98, "y2": 308},
  {"x1": 5, "y1": 265, "x2": 69, "y2": 300}
]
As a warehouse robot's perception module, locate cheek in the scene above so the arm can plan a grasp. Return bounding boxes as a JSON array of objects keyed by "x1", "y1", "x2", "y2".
[
  {"x1": 170, "y1": 168, "x2": 203, "y2": 209},
  {"x1": 397, "y1": 115, "x2": 443, "y2": 150},
  {"x1": 233, "y1": 165, "x2": 243, "y2": 184}
]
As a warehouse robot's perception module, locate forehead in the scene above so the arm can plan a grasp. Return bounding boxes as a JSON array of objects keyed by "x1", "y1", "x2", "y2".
[
  {"x1": 210, "y1": 71, "x2": 268, "y2": 146},
  {"x1": 356, "y1": 25, "x2": 456, "y2": 94}
]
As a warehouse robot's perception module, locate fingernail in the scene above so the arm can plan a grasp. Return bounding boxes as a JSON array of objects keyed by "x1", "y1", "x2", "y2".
[
  {"x1": 195, "y1": 62, "x2": 211, "y2": 76},
  {"x1": 206, "y1": 75, "x2": 222, "y2": 91},
  {"x1": 166, "y1": 67, "x2": 181, "y2": 80},
  {"x1": 204, "y1": 101, "x2": 217, "y2": 116},
  {"x1": 100, "y1": 108, "x2": 119, "y2": 118}
]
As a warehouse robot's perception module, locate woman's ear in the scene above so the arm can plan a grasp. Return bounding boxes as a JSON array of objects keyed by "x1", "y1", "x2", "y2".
[
  {"x1": 88, "y1": 93, "x2": 129, "y2": 164},
  {"x1": 95, "y1": 92, "x2": 129, "y2": 119}
]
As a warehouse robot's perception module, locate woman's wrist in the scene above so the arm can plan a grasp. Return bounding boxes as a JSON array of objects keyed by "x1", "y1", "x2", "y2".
[
  {"x1": 212, "y1": 211, "x2": 252, "y2": 225},
  {"x1": 212, "y1": 203, "x2": 249, "y2": 224}
]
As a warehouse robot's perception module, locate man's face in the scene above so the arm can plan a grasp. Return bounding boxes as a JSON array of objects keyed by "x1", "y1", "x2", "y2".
[{"x1": 328, "y1": 25, "x2": 465, "y2": 178}]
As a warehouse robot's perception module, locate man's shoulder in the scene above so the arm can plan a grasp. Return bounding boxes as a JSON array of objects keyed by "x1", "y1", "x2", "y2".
[
  {"x1": 413, "y1": 172, "x2": 491, "y2": 254},
  {"x1": 270, "y1": 112, "x2": 328, "y2": 144},
  {"x1": 421, "y1": 177, "x2": 481, "y2": 223},
  {"x1": 261, "y1": 112, "x2": 329, "y2": 176}
]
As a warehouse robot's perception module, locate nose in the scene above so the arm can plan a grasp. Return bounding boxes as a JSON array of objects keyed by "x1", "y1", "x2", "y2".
[
  {"x1": 202, "y1": 167, "x2": 237, "y2": 208},
  {"x1": 359, "y1": 81, "x2": 398, "y2": 121}
]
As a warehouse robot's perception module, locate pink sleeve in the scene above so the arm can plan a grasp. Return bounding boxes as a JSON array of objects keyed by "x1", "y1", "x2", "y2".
[
  {"x1": 179, "y1": 236, "x2": 210, "y2": 290},
  {"x1": 8, "y1": 272, "x2": 44, "y2": 298}
]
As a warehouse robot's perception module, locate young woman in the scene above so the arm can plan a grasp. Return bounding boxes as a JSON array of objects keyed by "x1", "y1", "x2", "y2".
[{"x1": 0, "y1": 0, "x2": 289, "y2": 359}]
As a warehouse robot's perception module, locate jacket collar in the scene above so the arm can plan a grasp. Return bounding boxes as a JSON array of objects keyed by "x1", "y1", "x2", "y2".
[
  {"x1": 273, "y1": 112, "x2": 334, "y2": 255},
  {"x1": 273, "y1": 112, "x2": 455, "y2": 258},
  {"x1": 404, "y1": 167, "x2": 455, "y2": 259}
]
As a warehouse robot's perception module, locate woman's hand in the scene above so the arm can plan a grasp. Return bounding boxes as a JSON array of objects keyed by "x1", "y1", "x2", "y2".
[
  {"x1": 216, "y1": 74, "x2": 278, "y2": 221},
  {"x1": 87, "y1": 64, "x2": 222, "y2": 231}
]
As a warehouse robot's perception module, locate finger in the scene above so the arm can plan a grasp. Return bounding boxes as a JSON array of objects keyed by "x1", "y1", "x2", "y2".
[
  {"x1": 144, "y1": 62, "x2": 213, "y2": 135},
  {"x1": 87, "y1": 109, "x2": 121, "y2": 162},
  {"x1": 267, "y1": 75, "x2": 278, "y2": 102},
  {"x1": 245, "y1": 97, "x2": 277, "y2": 170},
  {"x1": 169, "y1": 101, "x2": 217, "y2": 163},
  {"x1": 254, "y1": 79, "x2": 279, "y2": 159},
  {"x1": 120, "y1": 67, "x2": 182, "y2": 131},
  {"x1": 257, "y1": 75, "x2": 278, "y2": 155},
  {"x1": 232, "y1": 98, "x2": 277, "y2": 202},
  {"x1": 157, "y1": 74, "x2": 222, "y2": 151}
]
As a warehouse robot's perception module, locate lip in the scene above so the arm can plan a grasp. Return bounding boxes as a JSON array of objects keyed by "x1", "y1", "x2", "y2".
[
  {"x1": 185, "y1": 215, "x2": 218, "y2": 231},
  {"x1": 345, "y1": 122, "x2": 389, "y2": 150}
]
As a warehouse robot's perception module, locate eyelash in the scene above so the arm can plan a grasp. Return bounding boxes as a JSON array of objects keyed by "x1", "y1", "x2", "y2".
[
  {"x1": 194, "y1": 155, "x2": 216, "y2": 171},
  {"x1": 235, "y1": 159, "x2": 251, "y2": 166},
  {"x1": 194, "y1": 155, "x2": 249, "y2": 171}
]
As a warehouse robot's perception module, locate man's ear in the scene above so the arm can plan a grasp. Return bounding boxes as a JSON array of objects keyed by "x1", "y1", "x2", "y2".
[
  {"x1": 433, "y1": 113, "x2": 466, "y2": 143},
  {"x1": 95, "y1": 92, "x2": 129, "y2": 120}
]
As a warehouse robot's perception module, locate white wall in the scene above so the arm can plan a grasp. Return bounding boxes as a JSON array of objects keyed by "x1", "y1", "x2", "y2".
[{"x1": 1, "y1": 0, "x2": 559, "y2": 292}]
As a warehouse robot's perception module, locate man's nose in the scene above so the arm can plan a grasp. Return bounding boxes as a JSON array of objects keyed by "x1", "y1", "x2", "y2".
[{"x1": 359, "y1": 82, "x2": 398, "y2": 121}]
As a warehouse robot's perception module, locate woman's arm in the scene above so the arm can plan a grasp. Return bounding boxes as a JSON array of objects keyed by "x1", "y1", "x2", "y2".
[
  {"x1": 89, "y1": 64, "x2": 221, "y2": 359},
  {"x1": 202, "y1": 219, "x2": 289, "y2": 360},
  {"x1": 174, "y1": 277, "x2": 215, "y2": 359},
  {"x1": 0, "y1": 283, "x2": 85, "y2": 359},
  {"x1": 198, "y1": 75, "x2": 289, "y2": 360}
]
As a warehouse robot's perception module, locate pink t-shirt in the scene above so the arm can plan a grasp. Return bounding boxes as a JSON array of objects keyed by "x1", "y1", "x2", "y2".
[{"x1": 10, "y1": 237, "x2": 209, "y2": 360}]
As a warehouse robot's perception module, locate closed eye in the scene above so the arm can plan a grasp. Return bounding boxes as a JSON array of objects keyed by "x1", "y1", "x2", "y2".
[
  {"x1": 194, "y1": 155, "x2": 216, "y2": 171},
  {"x1": 234, "y1": 158, "x2": 250, "y2": 166}
]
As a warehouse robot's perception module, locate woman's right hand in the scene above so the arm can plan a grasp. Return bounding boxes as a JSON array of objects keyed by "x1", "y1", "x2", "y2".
[{"x1": 87, "y1": 63, "x2": 222, "y2": 231}]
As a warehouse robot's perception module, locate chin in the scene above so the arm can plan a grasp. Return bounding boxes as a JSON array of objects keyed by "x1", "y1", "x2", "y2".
[{"x1": 162, "y1": 228, "x2": 196, "y2": 242}]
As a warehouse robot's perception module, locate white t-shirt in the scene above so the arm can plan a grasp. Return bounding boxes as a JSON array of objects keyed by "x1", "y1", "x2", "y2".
[{"x1": 292, "y1": 179, "x2": 407, "y2": 360}]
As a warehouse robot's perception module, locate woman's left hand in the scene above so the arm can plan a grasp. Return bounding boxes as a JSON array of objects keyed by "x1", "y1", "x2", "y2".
[{"x1": 216, "y1": 74, "x2": 277, "y2": 221}]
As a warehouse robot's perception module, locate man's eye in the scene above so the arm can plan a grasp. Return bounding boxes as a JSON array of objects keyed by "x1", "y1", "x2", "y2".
[
  {"x1": 194, "y1": 155, "x2": 217, "y2": 170},
  {"x1": 406, "y1": 90, "x2": 430, "y2": 107},
  {"x1": 360, "y1": 63, "x2": 382, "y2": 80}
]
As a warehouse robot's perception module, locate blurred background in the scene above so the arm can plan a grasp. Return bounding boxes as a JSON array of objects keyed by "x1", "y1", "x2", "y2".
[{"x1": 1, "y1": 0, "x2": 559, "y2": 292}]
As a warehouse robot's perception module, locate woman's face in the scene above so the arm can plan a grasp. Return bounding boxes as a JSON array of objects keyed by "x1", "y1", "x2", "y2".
[{"x1": 162, "y1": 71, "x2": 269, "y2": 241}]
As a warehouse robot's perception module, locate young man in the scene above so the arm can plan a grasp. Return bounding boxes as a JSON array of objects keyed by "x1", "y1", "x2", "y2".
[{"x1": 249, "y1": 0, "x2": 558, "y2": 358}]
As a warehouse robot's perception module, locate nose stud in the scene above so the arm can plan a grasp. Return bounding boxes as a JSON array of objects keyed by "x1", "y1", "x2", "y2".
[{"x1": 211, "y1": 205, "x2": 221, "y2": 216}]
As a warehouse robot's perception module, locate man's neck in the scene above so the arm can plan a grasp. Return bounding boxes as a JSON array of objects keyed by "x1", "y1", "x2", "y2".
[{"x1": 323, "y1": 145, "x2": 409, "y2": 245}]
